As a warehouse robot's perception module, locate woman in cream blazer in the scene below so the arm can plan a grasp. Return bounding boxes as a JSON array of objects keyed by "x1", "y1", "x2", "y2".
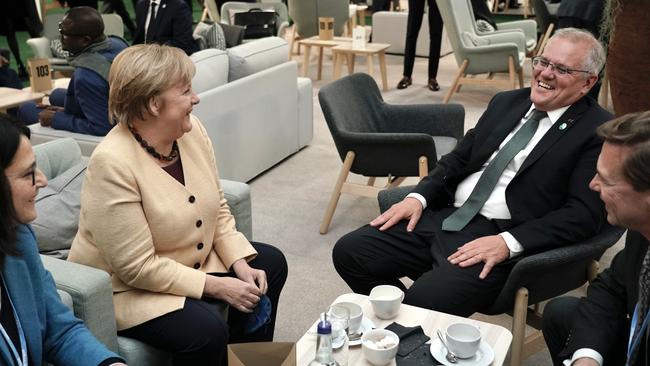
[{"x1": 68, "y1": 45, "x2": 287, "y2": 366}]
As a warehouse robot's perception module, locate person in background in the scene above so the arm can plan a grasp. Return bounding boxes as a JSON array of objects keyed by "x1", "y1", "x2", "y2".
[
  {"x1": 333, "y1": 28, "x2": 610, "y2": 317},
  {"x1": 543, "y1": 111, "x2": 650, "y2": 366},
  {"x1": 0, "y1": 114, "x2": 126, "y2": 366},
  {"x1": 68, "y1": 44, "x2": 287, "y2": 366},
  {"x1": 0, "y1": 50, "x2": 22, "y2": 89},
  {"x1": 396, "y1": 0, "x2": 444, "y2": 92},
  {"x1": 133, "y1": 0, "x2": 197, "y2": 55},
  {"x1": 18, "y1": 7, "x2": 128, "y2": 136}
]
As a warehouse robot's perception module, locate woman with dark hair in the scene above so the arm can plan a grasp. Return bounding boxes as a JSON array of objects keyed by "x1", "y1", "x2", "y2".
[{"x1": 0, "y1": 114, "x2": 126, "y2": 366}]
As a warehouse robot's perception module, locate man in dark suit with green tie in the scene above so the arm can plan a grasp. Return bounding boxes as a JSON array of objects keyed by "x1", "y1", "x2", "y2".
[{"x1": 333, "y1": 28, "x2": 612, "y2": 317}]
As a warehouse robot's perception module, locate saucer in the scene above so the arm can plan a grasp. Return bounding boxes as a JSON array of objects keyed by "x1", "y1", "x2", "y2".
[
  {"x1": 349, "y1": 317, "x2": 375, "y2": 346},
  {"x1": 429, "y1": 338, "x2": 494, "y2": 366},
  {"x1": 332, "y1": 317, "x2": 376, "y2": 348}
]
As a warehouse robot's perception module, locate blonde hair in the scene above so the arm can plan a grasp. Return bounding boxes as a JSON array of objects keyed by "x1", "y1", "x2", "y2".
[{"x1": 108, "y1": 44, "x2": 195, "y2": 124}]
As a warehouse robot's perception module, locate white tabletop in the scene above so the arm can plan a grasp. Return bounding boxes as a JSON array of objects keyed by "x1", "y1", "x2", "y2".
[{"x1": 296, "y1": 293, "x2": 512, "y2": 366}]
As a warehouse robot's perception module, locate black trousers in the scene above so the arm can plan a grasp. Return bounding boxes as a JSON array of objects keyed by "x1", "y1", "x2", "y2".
[
  {"x1": 119, "y1": 242, "x2": 288, "y2": 366},
  {"x1": 332, "y1": 207, "x2": 513, "y2": 317},
  {"x1": 402, "y1": 0, "x2": 444, "y2": 79},
  {"x1": 542, "y1": 296, "x2": 628, "y2": 366}
]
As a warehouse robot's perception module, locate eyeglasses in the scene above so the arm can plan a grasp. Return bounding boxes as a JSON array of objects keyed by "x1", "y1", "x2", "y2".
[
  {"x1": 58, "y1": 22, "x2": 86, "y2": 37},
  {"x1": 532, "y1": 56, "x2": 592, "y2": 76}
]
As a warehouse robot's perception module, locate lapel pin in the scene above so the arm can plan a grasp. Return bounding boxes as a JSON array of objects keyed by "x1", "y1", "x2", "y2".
[
  {"x1": 559, "y1": 123, "x2": 567, "y2": 130},
  {"x1": 162, "y1": 3, "x2": 166, "y2": 8}
]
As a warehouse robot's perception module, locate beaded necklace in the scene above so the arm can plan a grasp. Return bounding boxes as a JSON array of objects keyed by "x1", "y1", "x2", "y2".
[{"x1": 127, "y1": 123, "x2": 179, "y2": 162}]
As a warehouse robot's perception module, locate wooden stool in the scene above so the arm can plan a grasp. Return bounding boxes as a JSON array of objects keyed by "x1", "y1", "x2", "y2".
[
  {"x1": 298, "y1": 37, "x2": 352, "y2": 80},
  {"x1": 331, "y1": 43, "x2": 390, "y2": 91}
]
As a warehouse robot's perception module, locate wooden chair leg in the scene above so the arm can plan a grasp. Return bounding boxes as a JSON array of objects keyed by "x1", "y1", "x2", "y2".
[
  {"x1": 599, "y1": 69, "x2": 609, "y2": 109},
  {"x1": 418, "y1": 156, "x2": 428, "y2": 178},
  {"x1": 518, "y1": 68, "x2": 524, "y2": 88},
  {"x1": 388, "y1": 177, "x2": 406, "y2": 188},
  {"x1": 510, "y1": 287, "x2": 528, "y2": 366},
  {"x1": 536, "y1": 23, "x2": 554, "y2": 56},
  {"x1": 444, "y1": 59, "x2": 468, "y2": 103},
  {"x1": 320, "y1": 151, "x2": 355, "y2": 234},
  {"x1": 367, "y1": 177, "x2": 376, "y2": 186},
  {"x1": 508, "y1": 56, "x2": 517, "y2": 89}
]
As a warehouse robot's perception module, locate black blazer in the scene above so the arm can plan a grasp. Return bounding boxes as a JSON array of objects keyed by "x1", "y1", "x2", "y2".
[
  {"x1": 562, "y1": 230, "x2": 649, "y2": 365},
  {"x1": 412, "y1": 88, "x2": 613, "y2": 253},
  {"x1": 133, "y1": 0, "x2": 197, "y2": 55}
]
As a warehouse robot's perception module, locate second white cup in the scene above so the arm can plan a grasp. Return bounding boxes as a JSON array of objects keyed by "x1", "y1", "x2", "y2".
[
  {"x1": 369, "y1": 285, "x2": 404, "y2": 319},
  {"x1": 445, "y1": 323, "x2": 481, "y2": 359}
]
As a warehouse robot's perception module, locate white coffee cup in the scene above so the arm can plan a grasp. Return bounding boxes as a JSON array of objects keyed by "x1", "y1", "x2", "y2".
[
  {"x1": 368, "y1": 285, "x2": 404, "y2": 319},
  {"x1": 445, "y1": 323, "x2": 481, "y2": 359}
]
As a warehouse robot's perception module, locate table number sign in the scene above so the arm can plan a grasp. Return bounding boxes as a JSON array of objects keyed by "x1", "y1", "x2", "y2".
[
  {"x1": 352, "y1": 26, "x2": 366, "y2": 49},
  {"x1": 319, "y1": 17, "x2": 334, "y2": 40},
  {"x1": 28, "y1": 58, "x2": 53, "y2": 93}
]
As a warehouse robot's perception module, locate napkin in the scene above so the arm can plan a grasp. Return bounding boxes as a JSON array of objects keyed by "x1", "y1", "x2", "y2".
[
  {"x1": 385, "y1": 323, "x2": 431, "y2": 357},
  {"x1": 395, "y1": 342, "x2": 442, "y2": 366}
]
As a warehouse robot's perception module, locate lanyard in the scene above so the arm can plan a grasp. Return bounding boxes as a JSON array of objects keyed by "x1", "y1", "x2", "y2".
[
  {"x1": 627, "y1": 303, "x2": 650, "y2": 365},
  {"x1": 0, "y1": 276, "x2": 27, "y2": 366}
]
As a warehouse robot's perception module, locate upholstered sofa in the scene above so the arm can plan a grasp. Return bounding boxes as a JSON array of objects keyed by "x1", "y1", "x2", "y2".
[
  {"x1": 190, "y1": 36, "x2": 313, "y2": 182},
  {"x1": 30, "y1": 36, "x2": 313, "y2": 182},
  {"x1": 33, "y1": 138, "x2": 248, "y2": 364}
]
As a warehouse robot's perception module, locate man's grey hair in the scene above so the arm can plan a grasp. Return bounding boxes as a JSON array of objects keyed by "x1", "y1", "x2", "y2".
[{"x1": 548, "y1": 28, "x2": 606, "y2": 76}]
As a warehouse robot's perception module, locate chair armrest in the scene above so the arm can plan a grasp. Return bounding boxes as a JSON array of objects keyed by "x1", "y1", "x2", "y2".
[
  {"x1": 378, "y1": 185, "x2": 417, "y2": 212},
  {"x1": 463, "y1": 43, "x2": 524, "y2": 72},
  {"x1": 479, "y1": 32, "x2": 526, "y2": 53},
  {"x1": 382, "y1": 104, "x2": 464, "y2": 140},
  {"x1": 221, "y1": 179, "x2": 253, "y2": 240},
  {"x1": 495, "y1": 20, "x2": 537, "y2": 42},
  {"x1": 277, "y1": 21, "x2": 290, "y2": 37},
  {"x1": 40, "y1": 255, "x2": 119, "y2": 353},
  {"x1": 26, "y1": 37, "x2": 53, "y2": 59},
  {"x1": 485, "y1": 225, "x2": 625, "y2": 312}
]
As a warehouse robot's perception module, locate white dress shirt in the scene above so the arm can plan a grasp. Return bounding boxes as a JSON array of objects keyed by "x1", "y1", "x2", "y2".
[{"x1": 407, "y1": 104, "x2": 571, "y2": 258}]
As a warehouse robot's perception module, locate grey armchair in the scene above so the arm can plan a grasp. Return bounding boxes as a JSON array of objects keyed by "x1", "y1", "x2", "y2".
[
  {"x1": 436, "y1": 0, "x2": 526, "y2": 103},
  {"x1": 377, "y1": 187, "x2": 624, "y2": 366},
  {"x1": 531, "y1": 0, "x2": 557, "y2": 55},
  {"x1": 318, "y1": 73, "x2": 464, "y2": 234},
  {"x1": 220, "y1": 1, "x2": 290, "y2": 38},
  {"x1": 33, "y1": 138, "x2": 246, "y2": 365}
]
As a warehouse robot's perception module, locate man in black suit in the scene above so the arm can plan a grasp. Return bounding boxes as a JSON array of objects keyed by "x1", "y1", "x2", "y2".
[
  {"x1": 133, "y1": 0, "x2": 197, "y2": 55},
  {"x1": 543, "y1": 111, "x2": 650, "y2": 366},
  {"x1": 332, "y1": 28, "x2": 611, "y2": 317}
]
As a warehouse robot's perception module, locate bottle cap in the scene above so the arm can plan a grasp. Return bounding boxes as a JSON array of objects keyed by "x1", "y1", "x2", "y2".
[{"x1": 317, "y1": 319, "x2": 332, "y2": 335}]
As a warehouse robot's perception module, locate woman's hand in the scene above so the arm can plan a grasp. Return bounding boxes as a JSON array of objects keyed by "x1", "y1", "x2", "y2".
[
  {"x1": 232, "y1": 258, "x2": 268, "y2": 295},
  {"x1": 203, "y1": 275, "x2": 262, "y2": 313}
]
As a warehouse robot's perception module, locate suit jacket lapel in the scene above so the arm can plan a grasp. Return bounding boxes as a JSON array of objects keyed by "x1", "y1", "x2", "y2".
[
  {"x1": 467, "y1": 99, "x2": 532, "y2": 172},
  {"x1": 517, "y1": 97, "x2": 590, "y2": 175}
]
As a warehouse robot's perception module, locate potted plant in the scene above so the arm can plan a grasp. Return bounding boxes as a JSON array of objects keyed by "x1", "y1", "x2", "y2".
[{"x1": 601, "y1": 0, "x2": 650, "y2": 116}]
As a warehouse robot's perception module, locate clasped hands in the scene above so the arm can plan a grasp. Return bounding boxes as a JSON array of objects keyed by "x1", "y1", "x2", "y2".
[
  {"x1": 37, "y1": 104, "x2": 64, "y2": 126},
  {"x1": 203, "y1": 259, "x2": 267, "y2": 313},
  {"x1": 370, "y1": 197, "x2": 509, "y2": 280}
]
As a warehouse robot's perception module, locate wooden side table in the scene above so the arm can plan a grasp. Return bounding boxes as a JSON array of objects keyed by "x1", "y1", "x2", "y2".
[
  {"x1": 0, "y1": 88, "x2": 45, "y2": 112},
  {"x1": 331, "y1": 43, "x2": 390, "y2": 91},
  {"x1": 298, "y1": 37, "x2": 352, "y2": 80}
]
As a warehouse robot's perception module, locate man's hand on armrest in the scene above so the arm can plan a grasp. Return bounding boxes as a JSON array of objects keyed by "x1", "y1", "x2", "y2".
[{"x1": 370, "y1": 197, "x2": 423, "y2": 232}]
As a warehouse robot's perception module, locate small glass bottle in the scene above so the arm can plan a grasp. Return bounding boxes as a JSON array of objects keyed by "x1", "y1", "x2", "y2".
[{"x1": 309, "y1": 315, "x2": 339, "y2": 366}]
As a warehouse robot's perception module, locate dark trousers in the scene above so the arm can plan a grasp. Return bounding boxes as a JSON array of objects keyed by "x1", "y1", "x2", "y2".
[
  {"x1": 119, "y1": 242, "x2": 288, "y2": 366},
  {"x1": 332, "y1": 207, "x2": 513, "y2": 317},
  {"x1": 542, "y1": 297, "x2": 628, "y2": 366},
  {"x1": 402, "y1": 0, "x2": 444, "y2": 79}
]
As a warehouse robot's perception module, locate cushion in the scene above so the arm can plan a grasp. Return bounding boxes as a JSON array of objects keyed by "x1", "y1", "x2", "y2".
[
  {"x1": 476, "y1": 19, "x2": 496, "y2": 33},
  {"x1": 221, "y1": 23, "x2": 245, "y2": 48},
  {"x1": 226, "y1": 36, "x2": 288, "y2": 82},
  {"x1": 190, "y1": 48, "x2": 229, "y2": 94},
  {"x1": 32, "y1": 160, "x2": 87, "y2": 259},
  {"x1": 193, "y1": 21, "x2": 227, "y2": 51},
  {"x1": 461, "y1": 32, "x2": 490, "y2": 47},
  {"x1": 50, "y1": 39, "x2": 70, "y2": 58}
]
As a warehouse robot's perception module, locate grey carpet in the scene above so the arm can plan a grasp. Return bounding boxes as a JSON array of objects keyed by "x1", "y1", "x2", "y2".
[{"x1": 245, "y1": 42, "x2": 623, "y2": 366}]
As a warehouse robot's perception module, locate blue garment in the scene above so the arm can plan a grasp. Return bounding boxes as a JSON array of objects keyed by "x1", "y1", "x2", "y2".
[
  {"x1": 0, "y1": 224, "x2": 123, "y2": 366},
  {"x1": 18, "y1": 36, "x2": 128, "y2": 136}
]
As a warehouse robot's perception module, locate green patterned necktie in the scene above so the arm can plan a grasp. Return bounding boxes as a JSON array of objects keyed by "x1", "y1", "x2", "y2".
[{"x1": 442, "y1": 109, "x2": 547, "y2": 232}]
